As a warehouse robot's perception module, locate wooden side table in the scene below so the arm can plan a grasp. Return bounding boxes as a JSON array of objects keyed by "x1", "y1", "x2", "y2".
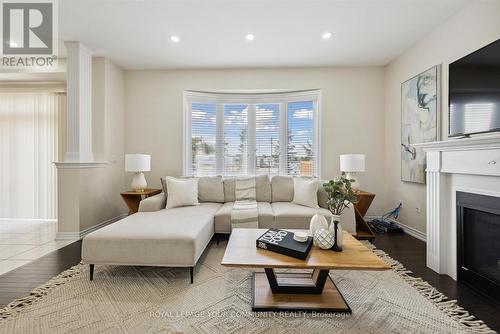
[
  {"x1": 352, "y1": 190, "x2": 376, "y2": 241},
  {"x1": 120, "y1": 189, "x2": 162, "y2": 215}
]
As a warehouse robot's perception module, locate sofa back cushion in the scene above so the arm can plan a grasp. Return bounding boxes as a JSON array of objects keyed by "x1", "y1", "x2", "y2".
[
  {"x1": 255, "y1": 175, "x2": 271, "y2": 202},
  {"x1": 223, "y1": 175, "x2": 272, "y2": 203},
  {"x1": 271, "y1": 176, "x2": 294, "y2": 202},
  {"x1": 198, "y1": 176, "x2": 224, "y2": 203},
  {"x1": 223, "y1": 178, "x2": 236, "y2": 202}
]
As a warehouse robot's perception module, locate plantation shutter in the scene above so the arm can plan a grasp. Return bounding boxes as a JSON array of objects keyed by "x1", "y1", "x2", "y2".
[
  {"x1": 185, "y1": 91, "x2": 320, "y2": 177},
  {"x1": 223, "y1": 104, "x2": 248, "y2": 176},
  {"x1": 286, "y1": 101, "x2": 315, "y2": 177},
  {"x1": 190, "y1": 102, "x2": 217, "y2": 176},
  {"x1": 255, "y1": 104, "x2": 280, "y2": 175}
]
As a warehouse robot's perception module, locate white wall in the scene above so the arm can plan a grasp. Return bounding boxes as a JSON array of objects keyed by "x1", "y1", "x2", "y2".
[
  {"x1": 384, "y1": 0, "x2": 500, "y2": 233},
  {"x1": 125, "y1": 67, "x2": 387, "y2": 214}
]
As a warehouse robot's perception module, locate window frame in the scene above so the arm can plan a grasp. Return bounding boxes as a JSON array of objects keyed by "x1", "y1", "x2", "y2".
[{"x1": 183, "y1": 90, "x2": 322, "y2": 178}]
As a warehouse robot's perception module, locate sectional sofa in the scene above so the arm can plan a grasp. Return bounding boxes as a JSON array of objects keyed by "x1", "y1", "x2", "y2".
[{"x1": 82, "y1": 176, "x2": 354, "y2": 283}]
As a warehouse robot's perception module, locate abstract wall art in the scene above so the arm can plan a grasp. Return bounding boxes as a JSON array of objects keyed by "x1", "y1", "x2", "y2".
[{"x1": 401, "y1": 65, "x2": 440, "y2": 184}]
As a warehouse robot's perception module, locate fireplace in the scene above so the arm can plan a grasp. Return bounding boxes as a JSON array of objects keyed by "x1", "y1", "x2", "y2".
[{"x1": 457, "y1": 191, "x2": 500, "y2": 303}]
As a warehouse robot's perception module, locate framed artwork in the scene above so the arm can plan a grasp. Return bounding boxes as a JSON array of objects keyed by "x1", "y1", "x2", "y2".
[{"x1": 401, "y1": 65, "x2": 440, "y2": 184}]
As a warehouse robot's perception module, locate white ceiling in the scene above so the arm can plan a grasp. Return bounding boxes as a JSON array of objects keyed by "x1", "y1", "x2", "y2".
[{"x1": 59, "y1": 0, "x2": 471, "y2": 70}]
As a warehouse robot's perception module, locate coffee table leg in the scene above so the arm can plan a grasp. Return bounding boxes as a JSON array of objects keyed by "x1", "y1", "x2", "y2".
[
  {"x1": 253, "y1": 269, "x2": 352, "y2": 313},
  {"x1": 264, "y1": 268, "x2": 329, "y2": 294}
]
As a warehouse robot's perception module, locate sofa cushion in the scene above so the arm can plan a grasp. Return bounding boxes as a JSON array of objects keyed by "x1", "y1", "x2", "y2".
[
  {"x1": 165, "y1": 177, "x2": 199, "y2": 209},
  {"x1": 214, "y1": 202, "x2": 274, "y2": 233},
  {"x1": 82, "y1": 203, "x2": 222, "y2": 267},
  {"x1": 138, "y1": 192, "x2": 166, "y2": 212},
  {"x1": 271, "y1": 176, "x2": 294, "y2": 202},
  {"x1": 198, "y1": 176, "x2": 224, "y2": 203},
  {"x1": 271, "y1": 202, "x2": 331, "y2": 230},
  {"x1": 292, "y1": 178, "x2": 319, "y2": 208},
  {"x1": 223, "y1": 178, "x2": 236, "y2": 202},
  {"x1": 223, "y1": 176, "x2": 270, "y2": 203},
  {"x1": 255, "y1": 175, "x2": 271, "y2": 202}
]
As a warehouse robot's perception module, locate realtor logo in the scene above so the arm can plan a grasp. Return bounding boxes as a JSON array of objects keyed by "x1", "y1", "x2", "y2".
[{"x1": 1, "y1": 0, "x2": 58, "y2": 67}]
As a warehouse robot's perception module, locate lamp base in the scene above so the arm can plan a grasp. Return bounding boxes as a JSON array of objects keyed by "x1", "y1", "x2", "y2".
[
  {"x1": 345, "y1": 172, "x2": 360, "y2": 189},
  {"x1": 131, "y1": 172, "x2": 147, "y2": 191}
]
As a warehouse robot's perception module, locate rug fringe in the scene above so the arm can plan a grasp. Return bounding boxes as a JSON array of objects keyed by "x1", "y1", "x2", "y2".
[
  {"x1": 0, "y1": 263, "x2": 86, "y2": 321},
  {"x1": 365, "y1": 243, "x2": 496, "y2": 334}
]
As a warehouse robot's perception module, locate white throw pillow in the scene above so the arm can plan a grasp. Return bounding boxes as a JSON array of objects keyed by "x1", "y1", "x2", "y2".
[
  {"x1": 165, "y1": 177, "x2": 199, "y2": 209},
  {"x1": 292, "y1": 178, "x2": 319, "y2": 208}
]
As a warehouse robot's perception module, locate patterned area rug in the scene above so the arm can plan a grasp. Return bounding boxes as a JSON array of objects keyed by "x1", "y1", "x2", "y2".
[{"x1": 0, "y1": 241, "x2": 495, "y2": 334}]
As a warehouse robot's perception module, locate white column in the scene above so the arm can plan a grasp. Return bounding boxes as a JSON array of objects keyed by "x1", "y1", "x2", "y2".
[
  {"x1": 64, "y1": 41, "x2": 94, "y2": 162},
  {"x1": 425, "y1": 150, "x2": 443, "y2": 273}
]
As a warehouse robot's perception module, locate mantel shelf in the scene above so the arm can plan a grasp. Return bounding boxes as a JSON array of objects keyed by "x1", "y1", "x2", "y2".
[
  {"x1": 412, "y1": 136, "x2": 500, "y2": 152},
  {"x1": 54, "y1": 161, "x2": 108, "y2": 169}
]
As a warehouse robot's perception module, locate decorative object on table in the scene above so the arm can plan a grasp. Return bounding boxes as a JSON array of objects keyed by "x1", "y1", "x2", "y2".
[
  {"x1": 401, "y1": 65, "x2": 440, "y2": 184},
  {"x1": 293, "y1": 231, "x2": 309, "y2": 243},
  {"x1": 309, "y1": 209, "x2": 329, "y2": 244},
  {"x1": 125, "y1": 154, "x2": 151, "y2": 191},
  {"x1": 323, "y1": 173, "x2": 358, "y2": 252},
  {"x1": 256, "y1": 229, "x2": 313, "y2": 260},
  {"x1": 329, "y1": 218, "x2": 343, "y2": 251},
  {"x1": 120, "y1": 189, "x2": 161, "y2": 215},
  {"x1": 313, "y1": 228, "x2": 335, "y2": 250},
  {"x1": 339, "y1": 154, "x2": 365, "y2": 189}
]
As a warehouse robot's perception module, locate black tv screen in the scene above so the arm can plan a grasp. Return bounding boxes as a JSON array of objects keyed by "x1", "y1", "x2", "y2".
[{"x1": 449, "y1": 38, "x2": 500, "y2": 137}]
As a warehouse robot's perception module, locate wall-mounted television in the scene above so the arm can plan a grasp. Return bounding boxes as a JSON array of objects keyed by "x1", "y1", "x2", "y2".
[{"x1": 449, "y1": 38, "x2": 500, "y2": 137}]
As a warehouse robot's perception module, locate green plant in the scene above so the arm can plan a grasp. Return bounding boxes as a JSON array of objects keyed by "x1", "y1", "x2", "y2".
[{"x1": 323, "y1": 172, "x2": 358, "y2": 216}]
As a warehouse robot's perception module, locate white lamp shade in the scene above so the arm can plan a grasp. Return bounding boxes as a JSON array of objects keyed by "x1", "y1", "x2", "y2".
[
  {"x1": 125, "y1": 154, "x2": 151, "y2": 172},
  {"x1": 340, "y1": 154, "x2": 365, "y2": 172}
]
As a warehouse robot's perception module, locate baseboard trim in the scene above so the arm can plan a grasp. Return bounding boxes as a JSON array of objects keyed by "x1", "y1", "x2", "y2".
[
  {"x1": 56, "y1": 214, "x2": 127, "y2": 240},
  {"x1": 395, "y1": 221, "x2": 427, "y2": 242},
  {"x1": 365, "y1": 215, "x2": 427, "y2": 243}
]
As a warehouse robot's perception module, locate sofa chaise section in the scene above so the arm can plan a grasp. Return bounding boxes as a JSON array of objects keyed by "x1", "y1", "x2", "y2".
[{"x1": 82, "y1": 203, "x2": 221, "y2": 283}]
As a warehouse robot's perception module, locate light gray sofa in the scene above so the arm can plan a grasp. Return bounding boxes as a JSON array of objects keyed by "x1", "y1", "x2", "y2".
[{"x1": 82, "y1": 175, "x2": 340, "y2": 283}]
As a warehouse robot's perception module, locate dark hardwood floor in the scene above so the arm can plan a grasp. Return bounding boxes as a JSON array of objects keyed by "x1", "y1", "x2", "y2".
[
  {"x1": 372, "y1": 233, "x2": 500, "y2": 332},
  {"x1": 0, "y1": 233, "x2": 499, "y2": 331},
  {"x1": 0, "y1": 240, "x2": 82, "y2": 308}
]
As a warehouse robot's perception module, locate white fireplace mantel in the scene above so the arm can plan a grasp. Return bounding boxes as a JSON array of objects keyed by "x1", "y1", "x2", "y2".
[{"x1": 412, "y1": 136, "x2": 500, "y2": 279}]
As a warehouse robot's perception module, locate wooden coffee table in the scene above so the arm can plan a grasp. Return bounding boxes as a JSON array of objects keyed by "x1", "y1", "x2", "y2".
[{"x1": 221, "y1": 228, "x2": 390, "y2": 313}]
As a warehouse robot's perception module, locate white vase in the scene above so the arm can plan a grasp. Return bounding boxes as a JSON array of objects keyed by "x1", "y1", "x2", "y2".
[
  {"x1": 309, "y1": 211, "x2": 328, "y2": 245},
  {"x1": 329, "y1": 214, "x2": 343, "y2": 249},
  {"x1": 314, "y1": 228, "x2": 335, "y2": 249}
]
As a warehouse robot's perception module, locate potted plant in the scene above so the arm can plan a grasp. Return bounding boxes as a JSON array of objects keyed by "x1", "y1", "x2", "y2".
[{"x1": 323, "y1": 172, "x2": 358, "y2": 251}]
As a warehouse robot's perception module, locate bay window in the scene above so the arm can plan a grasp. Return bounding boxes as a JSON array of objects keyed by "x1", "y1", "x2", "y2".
[{"x1": 184, "y1": 90, "x2": 320, "y2": 177}]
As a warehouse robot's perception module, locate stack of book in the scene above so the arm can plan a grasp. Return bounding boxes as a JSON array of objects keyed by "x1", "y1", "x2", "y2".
[{"x1": 256, "y1": 229, "x2": 313, "y2": 260}]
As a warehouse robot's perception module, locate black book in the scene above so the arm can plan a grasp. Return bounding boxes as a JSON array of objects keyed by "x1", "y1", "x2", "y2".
[{"x1": 256, "y1": 229, "x2": 313, "y2": 260}]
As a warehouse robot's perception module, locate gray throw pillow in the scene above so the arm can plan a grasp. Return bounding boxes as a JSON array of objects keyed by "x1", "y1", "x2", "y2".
[
  {"x1": 223, "y1": 178, "x2": 236, "y2": 202},
  {"x1": 255, "y1": 175, "x2": 271, "y2": 202},
  {"x1": 271, "y1": 176, "x2": 294, "y2": 202},
  {"x1": 198, "y1": 176, "x2": 224, "y2": 203}
]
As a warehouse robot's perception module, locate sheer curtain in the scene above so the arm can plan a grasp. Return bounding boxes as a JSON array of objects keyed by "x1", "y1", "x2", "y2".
[{"x1": 0, "y1": 91, "x2": 63, "y2": 220}]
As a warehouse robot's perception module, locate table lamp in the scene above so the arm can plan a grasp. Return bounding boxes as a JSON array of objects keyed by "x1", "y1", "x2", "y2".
[
  {"x1": 125, "y1": 154, "x2": 151, "y2": 191},
  {"x1": 340, "y1": 154, "x2": 365, "y2": 189}
]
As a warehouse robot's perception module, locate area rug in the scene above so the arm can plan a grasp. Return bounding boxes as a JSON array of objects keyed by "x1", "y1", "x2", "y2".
[{"x1": 0, "y1": 241, "x2": 495, "y2": 334}]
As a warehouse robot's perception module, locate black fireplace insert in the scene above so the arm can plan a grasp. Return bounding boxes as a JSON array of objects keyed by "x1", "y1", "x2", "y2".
[{"x1": 457, "y1": 191, "x2": 500, "y2": 304}]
